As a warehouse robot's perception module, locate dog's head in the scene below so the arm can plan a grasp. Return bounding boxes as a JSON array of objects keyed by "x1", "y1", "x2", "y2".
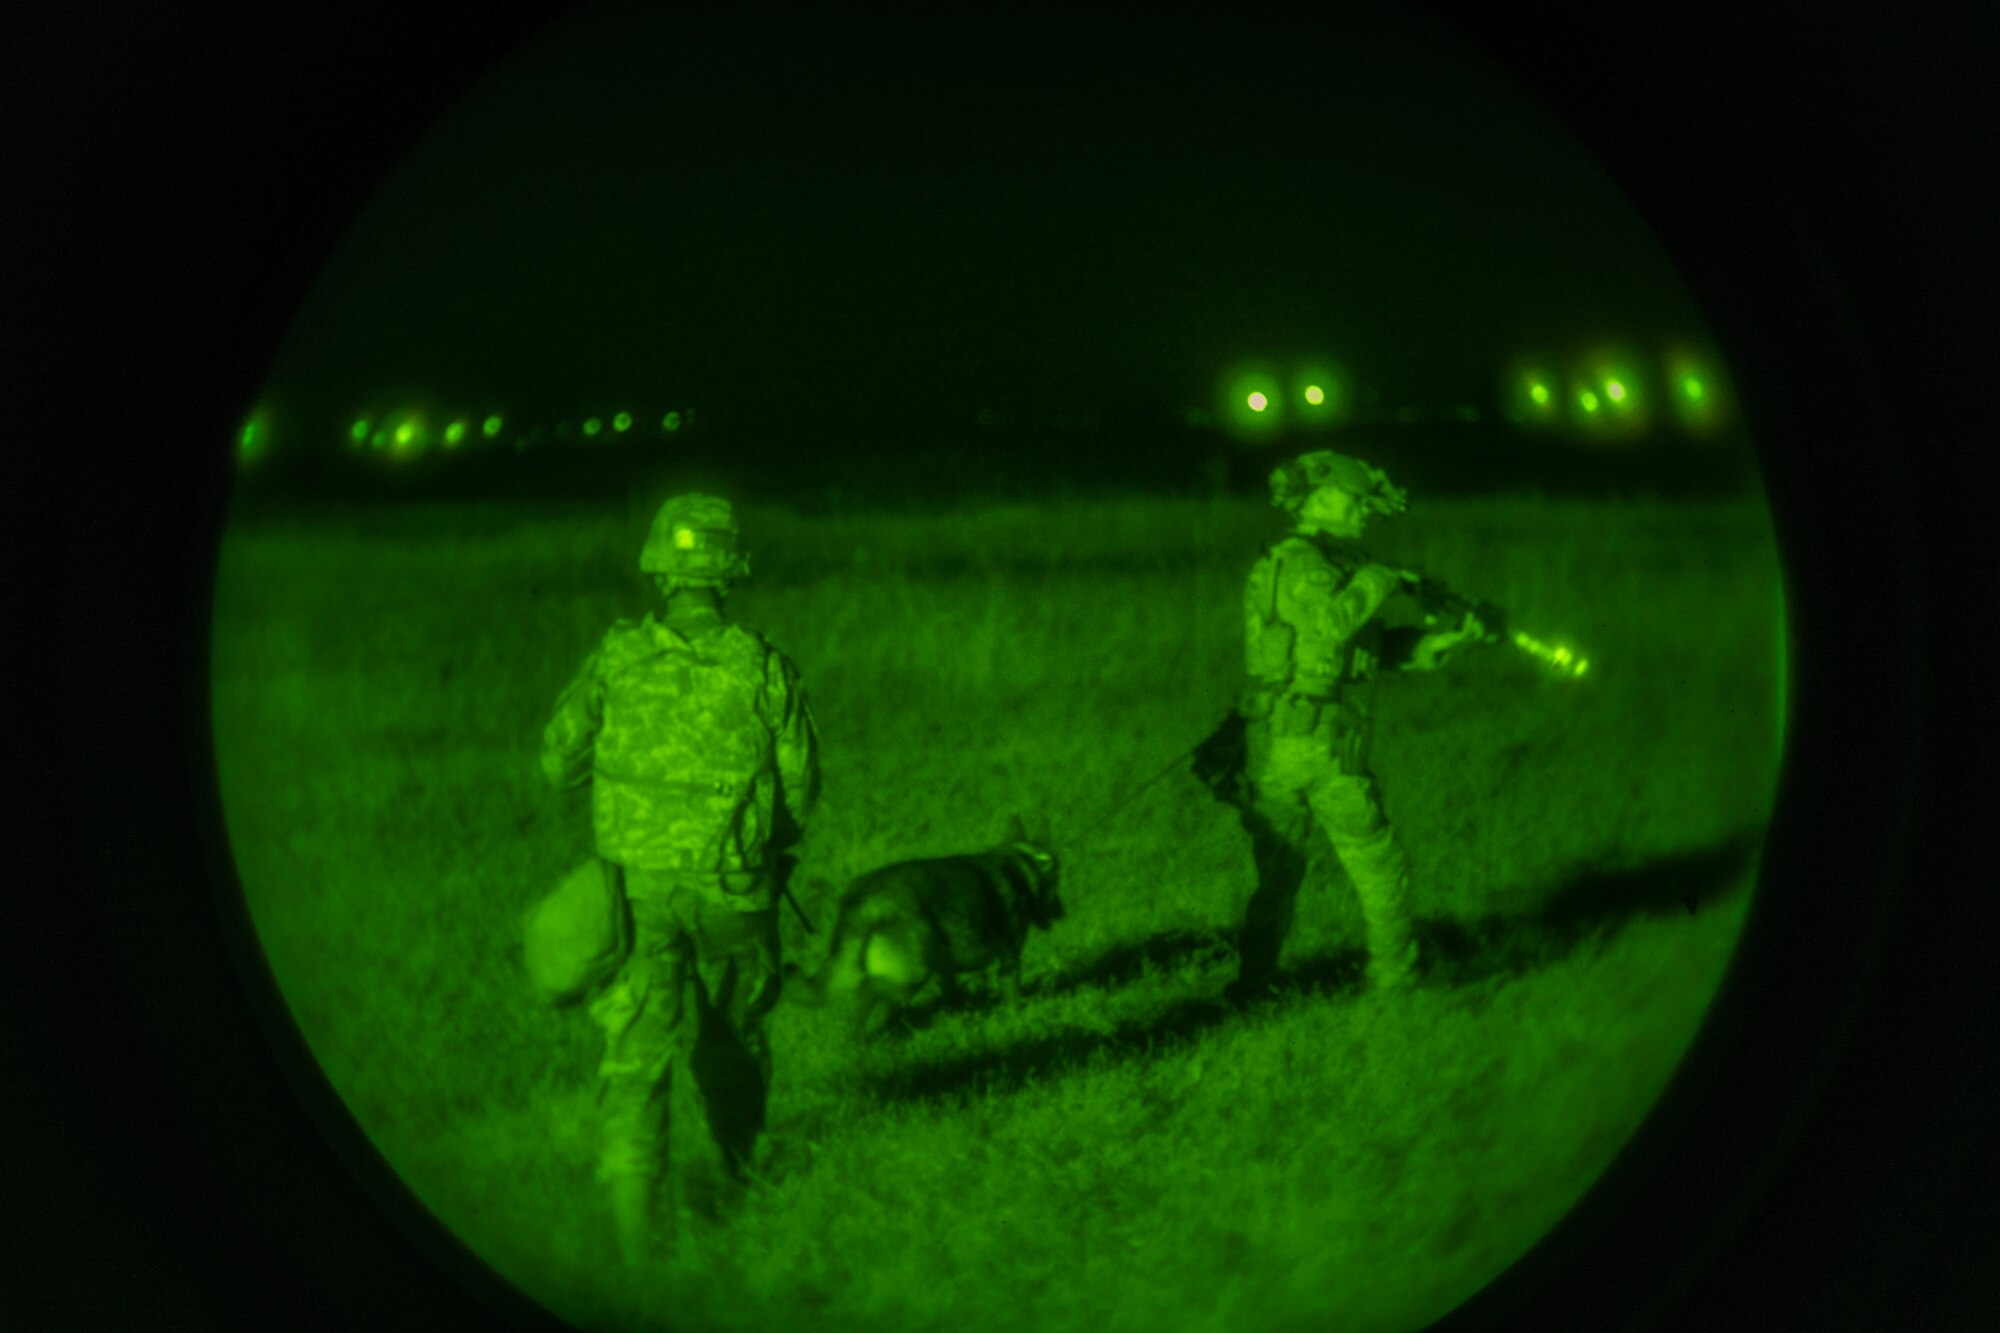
[{"x1": 1003, "y1": 814, "x2": 1065, "y2": 928}]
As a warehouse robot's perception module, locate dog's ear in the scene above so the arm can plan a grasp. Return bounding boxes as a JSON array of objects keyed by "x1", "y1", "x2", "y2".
[{"x1": 1004, "y1": 814, "x2": 1026, "y2": 844}]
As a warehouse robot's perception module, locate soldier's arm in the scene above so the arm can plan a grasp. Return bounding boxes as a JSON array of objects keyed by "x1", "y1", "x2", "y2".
[
  {"x1": 1291, "y1": 553, "x2": 1404, "y2": 645},
  {"x1": 767, "y1": 650, "x2": 821, "y2": 835},
  {"x1": 539, "y1": 650, "x2": 603, "y2": 790}
]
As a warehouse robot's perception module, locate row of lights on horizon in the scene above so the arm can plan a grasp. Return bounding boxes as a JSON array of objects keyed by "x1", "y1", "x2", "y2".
[
  {"x1": 236, "y1": 354, "x2": 1731, "y2": 467},
  {"x1": 1220, "y1": 351, "x2": 1728, "y2": 442},
  {"x1": 237, "y1": 407, "x2": 701, "y2": 467}
]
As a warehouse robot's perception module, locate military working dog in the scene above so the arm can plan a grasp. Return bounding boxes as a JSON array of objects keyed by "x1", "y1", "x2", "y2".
[{"x1": 785, "y1": 817, "x2": 1064, "y2": 1038}]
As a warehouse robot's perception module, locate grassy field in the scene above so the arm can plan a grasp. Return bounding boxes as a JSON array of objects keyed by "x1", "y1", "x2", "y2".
[{"x1": 210, "y1": 486, "x2": 1785, "y2": 1333}]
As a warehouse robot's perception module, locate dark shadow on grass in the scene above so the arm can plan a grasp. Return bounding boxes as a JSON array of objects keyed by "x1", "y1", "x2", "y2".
[
  {"x1": 1037, "y1": 928, "x2": 1237, "y2": 998},
  {"x1": 863, "y1": 993, "x2": 1243, "y2": 1107},
  {"x1": 860, "y1": 824, "x2": 1767, "y2": 1108},
  {"x1": 1416, "y1": 823, "x2": 1766, "y2": 991}
]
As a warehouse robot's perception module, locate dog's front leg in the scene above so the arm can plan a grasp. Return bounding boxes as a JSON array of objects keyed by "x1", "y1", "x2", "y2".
[{"x1": 999, "y1": 955, "x2": 1024, "y2": 1004}]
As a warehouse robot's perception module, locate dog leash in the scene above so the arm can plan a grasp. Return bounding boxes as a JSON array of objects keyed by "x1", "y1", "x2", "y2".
[{"x1": 1065, "y1": 734, "x2": 1209, "y2": 849}]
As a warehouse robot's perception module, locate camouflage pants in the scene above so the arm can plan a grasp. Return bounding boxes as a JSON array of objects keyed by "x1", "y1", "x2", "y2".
[
  {"x1": 1234, "y1": 723, "x2": 1418, "y2": 992},
  {"x1": 587, "y1": 869, "x2": 780, "y2": 1263}
]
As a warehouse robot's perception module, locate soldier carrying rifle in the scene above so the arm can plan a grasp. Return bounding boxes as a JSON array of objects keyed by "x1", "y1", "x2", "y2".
[{"x1": 1193, "y1": 450, "x2": 1494, "y2": 1005}]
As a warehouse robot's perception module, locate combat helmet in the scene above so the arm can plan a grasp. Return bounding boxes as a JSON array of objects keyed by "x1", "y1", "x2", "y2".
[
  {"x1": 1269, "y1": 450, "x2": 1408, "y2": 518},
  {"x1": 640, "y1": 493, "x2": 750, "y2": 589}
]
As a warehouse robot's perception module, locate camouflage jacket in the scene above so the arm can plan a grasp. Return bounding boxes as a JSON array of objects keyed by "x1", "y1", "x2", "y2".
[
  {"x1": 1241, "y1": 531, "x2": 1431, "y2": 729},
  {"x1": 541, "y1": 604, "x2": 819, "y2": 886}
]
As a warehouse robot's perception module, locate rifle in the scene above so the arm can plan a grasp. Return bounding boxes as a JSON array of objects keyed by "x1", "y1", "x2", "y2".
[{"x1": 1402, "y1": 573, "x2": 1590, "y2": 679}]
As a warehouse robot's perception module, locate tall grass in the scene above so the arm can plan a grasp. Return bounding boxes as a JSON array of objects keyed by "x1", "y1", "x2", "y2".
[{"x1": 209, "y1": 489, "x2": 1783, "y2": 1332}]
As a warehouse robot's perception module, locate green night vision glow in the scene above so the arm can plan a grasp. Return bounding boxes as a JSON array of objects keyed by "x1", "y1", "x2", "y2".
[
  {"x1": 350, "y1": 418, "x2": 371, "y2": 442},
  {"x1": 1248, "y1": 392, "x2": 1269, "y2": 412},
  {"x1": 1304, "y1": 385, "x2": 1325, "y2": 406},
  {"x1": 444, "y1": 420, "x2": 468, "y2": 446},
  {"x1": 1579, "y1": 391, "x2": 1601, "y2": 413},
  {"x1": 1683, "y1": 376, "x2": 1706, "y2": 401},
  {"x1": 371, "y1": 430, "x2": 388, "y2": 449},
  {"x1": 613, "y1": 412, "x2": 633, "y2": 433},
  {"x1": 1529, "y1": 383, "x2": 1551, "y2": 406},
  {"x1": 236, "y1": 416, "x2": 270, "y2": 465},
  {"x1": 1605, "y1": 379, "x2": 1628, "y2": 404},
  {"x1": 662, "y1": 412, "x2": 682, "y2": 432},
  {"x1": 584, "y1": 417, "x2": 603, "y2": 437},
  {"x1": 1510, "y1": 629, "x2": 1591, "y2": 679},
  {"x1": 395, "y1": 422, "x2": 418, "y2": 446},
  {"x1": 483, "y1": 414, "x2": 505, "y2": 437}
]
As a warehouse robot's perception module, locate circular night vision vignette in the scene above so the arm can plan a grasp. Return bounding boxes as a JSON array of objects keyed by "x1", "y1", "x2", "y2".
[{"x1": 201, "y1": 14, "x2": 1813, "y2": 1333}]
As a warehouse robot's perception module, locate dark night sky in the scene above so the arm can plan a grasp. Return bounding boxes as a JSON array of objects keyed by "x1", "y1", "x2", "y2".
[{"x1": 270, "y1": 6, "x2": 1710, "y2": 440}]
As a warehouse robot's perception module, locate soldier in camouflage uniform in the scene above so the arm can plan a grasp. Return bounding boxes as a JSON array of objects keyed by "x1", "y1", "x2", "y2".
[
  {"x1": 1222, "y1": 451, "x2": 1485, "y2": 1005},
  {"x1": 540, "y1": 493, "x2": 819, "y2": 1271}
]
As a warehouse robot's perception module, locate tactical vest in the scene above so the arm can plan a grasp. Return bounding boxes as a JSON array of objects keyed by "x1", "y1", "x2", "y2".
[
  {"x1": 589, "y1": 615, "x2": 776, "y2": 875},
  {"x1": 1243, "y1": 532, "x2": 1386, "y2": 702}
]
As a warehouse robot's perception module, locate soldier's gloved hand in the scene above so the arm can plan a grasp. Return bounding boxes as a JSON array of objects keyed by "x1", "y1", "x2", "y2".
[{"x1": 1410, "y1": 612, "x2": 1483, "y2": 671}]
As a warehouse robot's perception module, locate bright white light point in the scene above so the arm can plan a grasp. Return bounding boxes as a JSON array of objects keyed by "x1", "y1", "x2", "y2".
[
  {"x1": 1304, "y1": 385, "x2": 1325, "y2": 405},
  {"x1": 1606, "y1": 380, "x2": 1627, "y2": 402},
  {"x1": 1247, "y1": 392, "x2": 1268, "y2": 412}
]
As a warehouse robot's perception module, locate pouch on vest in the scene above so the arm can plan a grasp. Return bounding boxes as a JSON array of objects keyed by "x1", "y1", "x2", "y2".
[
  {"x1": 522, "y1": 858, "x2": 633, "y2": 1006},
  {"x1": 1270, "y1": 694, "x2": 1323, "y2": 738}
]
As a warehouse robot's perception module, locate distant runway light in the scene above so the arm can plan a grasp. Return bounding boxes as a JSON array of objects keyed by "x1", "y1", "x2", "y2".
[
  {"x1": 349, "y1": 417, "x2": 371, "y2": 443},
  {"x1": 1579, "y1": 390, "x2": 1601, "y2": 413},
  {"x1": 1247, "y1": 392, "x2": 1268, "y2": 412},
  {"x1": 483, "y1": 414, "x2": 504, "y2": 438},
  {"x1": 395, "y1": 421, "x2": 417, "y2": 445},
  {"x1": 1605, "y1": 379, "x2": 1627, "y2": 403},
  {"x1": 1529, "y1": 383, "x2": 1550, "y2": 405},
  {"x1": 662, "y1": 411, "x2": 682, "y2": 432},
  {"x1": 1304, "y1": 385, "x2": 1325, "y2": 406},
  {"x1": 583, "y1": 417, "x2": 602, "y2": 437},
  {"x1": 444, "y1": 420, "x2": 467, "y2": 446},
  {"x1": 613, "y1": 412, "x2": 632, "y2": 433},
  {"x1": 1683, "y1": 376, "x2": 1705, "y2": 401}
]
